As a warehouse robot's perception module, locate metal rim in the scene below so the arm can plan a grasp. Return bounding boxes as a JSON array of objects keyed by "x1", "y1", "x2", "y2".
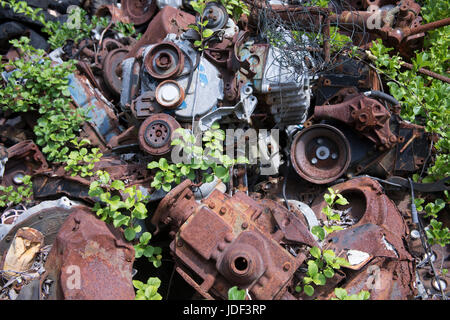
[
  {"x1": 201, "y1": 2, "x2": 229, "y2": 32},
  {"x1": 155, "y1": 80, "x2": 185, "y2": 109},
  {"x1": 290, "y1": 124, "x2": 351, "y2": 184},
  {"x1": 102, "y1": 48, "x2": 129, "y2": 96}
]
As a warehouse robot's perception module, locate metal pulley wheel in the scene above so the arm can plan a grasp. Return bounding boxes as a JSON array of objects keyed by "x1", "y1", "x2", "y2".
[
  {"x1": 138, "y1": 113, "x2": 181, "y2": 155},
  {"x1": 102, "y1": 47, "x2": 129, "y2": 97},
  {"x1": 144, "y1": 42, "x2": 185, "y2": 80},
  {"x1": 122, "y1": 0, "x2": 157, "y2": 25},
  {"x1": 155, "y1": 80, "x2": 185, "y2": 109},
  {"x1": 201, "y1": 2, "x2": 229, "y2": 32},
  {"x1": 290, "y1": 124, "x2": 351, "y2": 184}
]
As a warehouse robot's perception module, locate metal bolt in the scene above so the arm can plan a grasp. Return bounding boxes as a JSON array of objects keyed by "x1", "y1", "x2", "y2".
[
  {"x1": 283, "y1": 262, "x2": 291, "y2": 271},
  {"x1": 209, "y1": 202, "x2": 215, "y2": 209},
  {"x1": 410, "y1": 229, "x2": 420, "y2": 239},
  {"x1": 241, "y1": 222, "x2": 248, "y2": 230},
  {"x1": 311, "y1": 157, "x2": 318, "y2": 164},
  {"x1": 219, "y1": 207, "x2": 227, "y2": 215}
]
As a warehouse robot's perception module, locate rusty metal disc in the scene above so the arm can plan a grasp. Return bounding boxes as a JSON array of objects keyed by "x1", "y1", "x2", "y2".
[
  {"x1": 138, "y1": 113, "x2": 181, "y2": 155},
  {"x1": 144, "y1": 42, "x2": 184, "y2": 80},
  {"x1": 102, "y1": 47, "x2": 129, "y2": 96},
  {"x1": 122, "y1": 0, "x2": 157, "y2": 25},
  {"x1": 290, "y1": 124, "x2": 351, "y2": 184},
  {"x1": 201, "y1": 2, "x2": 229, "y2": 32},
  {"x1": 155, "y1": 80, "x2": 185, "y2": 109}
]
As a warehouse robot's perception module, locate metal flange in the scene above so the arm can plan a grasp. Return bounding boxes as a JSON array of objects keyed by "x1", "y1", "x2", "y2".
[
  {"x1": 290, "y1": 124, "x2": 351, "y2": 184},
  {"x1": 138, "y1": 113, "x2": 181, "y2": 155}
]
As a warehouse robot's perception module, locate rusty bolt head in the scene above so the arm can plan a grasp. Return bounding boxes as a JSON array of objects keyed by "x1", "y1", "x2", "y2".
[
  {"x1": 209, "y1": 202, "x2": 216, "y2": 209},
  {"x1": 225, "y1": 233, "x2": 234, "y2": 243},
  {"x1": 241, "y1": 222, "x2": 248, "y2": 230},
  {"x1": 218, "y1": 242, "x2": 226, "y2": 251},
  {"x1": 219, "y1": 207, "x2": 227, "y2": 215},
  {"x1": 177, "y1": 240, "x2": 183, "y2": 247},
  {"x1": 283, "y1": 262, "x2": 291, "y2": 271}
]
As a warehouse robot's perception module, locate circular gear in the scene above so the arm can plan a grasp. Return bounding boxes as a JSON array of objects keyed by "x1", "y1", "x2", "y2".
[
  {"x1": 290, "y1": 124, "x2": 351, "y2": 184},
  {"x1": 122, "y1": 0, "x2": 157, "y2": 25},
  {"x1": 138, "y1": 114, "x2": 181, "y2": 155}
]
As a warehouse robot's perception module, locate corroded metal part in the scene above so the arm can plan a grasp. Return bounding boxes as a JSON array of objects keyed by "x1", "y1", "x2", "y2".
[
  {"x1": 138, "y1": 113, "x2": 181, "y2": 155},
  {"x1": 102, "y1": 47, "x2": 130, "y2": 97},
  {"x1": 125, "y1": 6, "x2": 195, "y2": 60},
  {"x1": 306, "y1": 177, "x2": 416, "y2": 299},
  {"x1": 290, "y1": 124, "x2": 351, "y2": 184},
  {"x1": 1, "y1": 140, "x2": 48, "y2": 189},
  {"x1": 314, "y1": 94, "x2": 397, "y2": 149},
  {"x1": 122, "y1": 0, "x2": 158, "y2": 25},
  {"x1": 44, "y1": 207, "x2": 135, "y2": 300},
  {"x1": 153, "y1": 180, "x2": 313, "y2": 300},
  {"x1": 155, "y1": 80, "x2": 185, "y2": 109},
  {"x1": 144, "y1": 42, "x2": 185, "y2": 80}
]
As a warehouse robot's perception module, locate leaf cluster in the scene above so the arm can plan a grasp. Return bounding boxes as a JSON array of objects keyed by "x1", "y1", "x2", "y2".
[{"x1": 295, "y1": 246, "x2": 349, "y2": 297}]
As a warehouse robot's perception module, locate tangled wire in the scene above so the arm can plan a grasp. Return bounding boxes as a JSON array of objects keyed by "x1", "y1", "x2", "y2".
[{"x1": 250, "y1": 0, "x2": 370, "y2": 79}]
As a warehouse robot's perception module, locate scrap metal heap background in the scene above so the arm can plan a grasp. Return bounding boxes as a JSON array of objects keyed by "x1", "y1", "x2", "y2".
[{"x1": 0, "y1": 0, "x2": 449, "y2": 300}]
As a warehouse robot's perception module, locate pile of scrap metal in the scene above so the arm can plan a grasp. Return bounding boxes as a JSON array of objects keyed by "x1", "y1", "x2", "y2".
[{"x1": 0, "y1": 0, "x2": 448, "y2": 300}]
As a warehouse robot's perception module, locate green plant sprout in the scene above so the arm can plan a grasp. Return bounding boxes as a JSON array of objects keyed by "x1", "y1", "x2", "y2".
[
  {"x1": 88, "y1": 170, "x2": 162, "y2": 268},
  {"x1": 64, "y1": 139, "x2": 102, "y2": 177},
  {"x1": 228, "y1": 286, "x2": 246, "y2": 300},
  {"x1": 332, "y1": 287, "x2": 370, "y2": 300},
  {"x1": 311, "y1": 188, "x2": 349, "y2": 241},
  {"x1": 0, "y1": 175, "x2": 33, "y2": 207},
  {"x1": 133, "y1": 278, "x2": 163, "y2": 300},
  {"x1": 148, "y1": 123, "x2": 248, "y2": 192}
]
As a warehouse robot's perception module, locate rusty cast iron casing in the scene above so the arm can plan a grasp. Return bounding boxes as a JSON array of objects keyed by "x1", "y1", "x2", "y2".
[
  {"x1": 153, "y1": 180, "x2": 319, "y2": 300},
  {"x1": 311, "y1": 177, "x2": 416, "y2": 300},
  {"x1": 314, "y1": 94, "x2": 397, "y2": 149},
  {"x1": 44, "y1": 207, "x2": 136, "y2": 300}
]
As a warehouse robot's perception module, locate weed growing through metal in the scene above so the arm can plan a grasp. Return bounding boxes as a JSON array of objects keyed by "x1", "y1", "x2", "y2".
[
  {"x1": 0, "y1": 175, "x2": 33, "y2": 207},
  {"x1": 148, "y1": 123, "x2": 248, "y2": 192},
  {"x1": 311, "y1": 187, "x2": 349, "y2": 240},
  {"x1": 295, "y1": 246, "x2": 349, "y2": 297}
]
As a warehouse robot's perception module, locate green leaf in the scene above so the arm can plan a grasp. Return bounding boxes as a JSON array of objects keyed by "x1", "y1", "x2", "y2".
[
  {"x1": 334, "y1": 288, "x2": 347, "y2": 300},
  {"x1": 147, "y1": 161, "x2": 159, "y2": 169},
  {"x1": 228, "y1": 286, "x2": 246, "y2": 300},
  {"x1": 111, "y1": 180, "x2": 125, "y2": 191},
  {"x1": 304, "y1": 285, "x2": 314, "y2": 296},
  {"x1": 310, "y1": 246, "x2": 321, "y2": 259},
  {"x1": 124, "y1": 227, "x2": 136, "y2": 241},
  {"x1": 143, "y1": 246, "x2": 155, "y2": 258},
  {"x1": 202, "y1": 28, "x2": 214, "y2": 38},
  {"x1": 140, "y1": 232, "x2": 152, "y2": 245},
  {"x1": 132, "y1": 280, "x2": 144, "y2": 290},
  {"x1": 323, "y1": 267, "x2": 335, "y2": 278},
  {"x1": 311, "y1": 225, "x2": 325, "y2": 241},
  {"x1": 313, "y1": 273, "x2": 326, "y2": 286},
  {"x1": 159, "y1": 158, "x2": 169, "y2": 171},
  {"x1": 162, "y1": 183, "x2": 172, "y2": 192},
  {"x1": 133, "y1": 202, "x2": 148, "y2": 219},
  {"x1": 307, "y1": 260, "x2": 319, "y2": 277}
]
